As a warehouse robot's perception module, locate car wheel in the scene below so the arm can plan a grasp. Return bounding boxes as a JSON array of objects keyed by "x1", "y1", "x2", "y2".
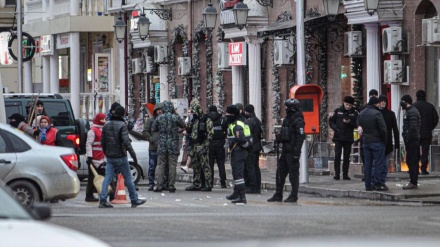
[
  {"x1": 129, "y1": 163, "x2": 141, "y2": 185},
  {"x1": 9, "y1": 180, "x2": 40, "y2": 208}
]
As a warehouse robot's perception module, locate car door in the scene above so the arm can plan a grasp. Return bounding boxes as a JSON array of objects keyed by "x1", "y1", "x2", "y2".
[{"x1": 0, "y1": 129, "x2": 18, "y2": 180}]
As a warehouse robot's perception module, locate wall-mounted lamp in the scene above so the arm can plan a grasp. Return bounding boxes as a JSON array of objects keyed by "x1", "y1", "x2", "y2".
[
  {"x1": 233, "y1": 0, "x2": 250, "y2": 30},
  {"x1": 137, "y1": 12, "x2": 151, "y2": 41},
  {"x1": 114, "y1": 15, "x2": 127, "y2": 43},
  {"x1": 323, "y1": 0, "x2": 340, "y2": 20},
  {"x1": 255, "y1": 0, "x2": 273, "y2": 8},
  {"x1": 202, "y1": 1, "x2": 218, "y2": 30},
  {"x1": 364, "y1": 0, "x2": 379, "y2": 16},
  {"x1": 143, "y1": 7, "x2": 172, "y2": 21}
]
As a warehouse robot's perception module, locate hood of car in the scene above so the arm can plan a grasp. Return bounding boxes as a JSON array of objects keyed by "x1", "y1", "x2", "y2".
[{"x1": 0, "y1": 220, "x2": 110, "y2": 247}]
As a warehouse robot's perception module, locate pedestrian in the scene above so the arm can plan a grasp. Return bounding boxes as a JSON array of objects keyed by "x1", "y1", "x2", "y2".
[
  {"x1": 378, "y1": 95, "x2": 400, "y2": 186},
  {"x1": 29, "y1": 100, "x2": 47, "y2": 128},
  {"x1": 35, "y1": 116, "x2": 63, "y2": 146},
  {"x1": 357, "y1": 97, "x2": 387, "y2": 191},
  {"x1": 85, "y1": 113, "x2": 107, "y2": 202},
  {"x1": 99, "y1": 105, "x2": 146, "y2": 208},
  {"x1": 185, "y1": 99, "x2": 214, "y2": 191},
  {"x1": 329, "y1": 96, "x2": 358, "y2": 180},
  {"x1": 145, "y1": 98, "x2": 156, "y2": 118},
  {"x1": 8, "y1": 113, "x2": 35, "y2": 137},
  {"x1": 180, "y1": 113, "x2": 193, "y2": 173},
  {"x1": 400, "y1": 95, "x2": 421, "y2": 190},
  {"x1": 142, "y1": 102, "x2": 163, "y2": 191},
  {"x1": 207, "y1": 105, "x2": 228, "y2": 188},
  {"x1": 225, "y1": 105, "x2": 252, "y2": 204},
  {"x1": 412, "y1": 90, "x2": 439, "y2": 175},
  {"x1": 152, "y1": 101, "x2": 186, "y2": 193},
  {"x1": 235, "y1": 102, "x2": 246, "y2": 121},
  {"x1": 106, "y1": 102, "x2": 121, "y2": 121},
  {"x1": 267, "y1": 99, "x2": 305, "y2": 203},
  {"x1": 243, "y1": 104, "x2": 263, "y2": 194}
]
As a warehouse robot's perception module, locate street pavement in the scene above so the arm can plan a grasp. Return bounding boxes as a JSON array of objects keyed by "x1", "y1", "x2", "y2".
[{"x1": 174, "y1": 162, "x2": 440, "y2": 204}]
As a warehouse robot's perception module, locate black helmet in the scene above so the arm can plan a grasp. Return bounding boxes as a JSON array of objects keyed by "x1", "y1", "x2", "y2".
[{"x1": 284, "y1": 98, "x2": 300, "y2": 111}]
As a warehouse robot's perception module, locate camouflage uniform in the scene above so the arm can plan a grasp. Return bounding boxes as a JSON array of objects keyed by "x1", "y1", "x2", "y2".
[
  {"x1": 152, "y1": 101, "x2": 186, "y2": 191},
  {"x1": 185, "y1": 99, "x2": 214, "y2": 190}
]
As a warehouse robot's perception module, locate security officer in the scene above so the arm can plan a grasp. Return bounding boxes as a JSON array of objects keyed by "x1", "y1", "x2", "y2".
[
  {"x1": 225, "y1": 105, "x2": 252, "y2": 204},
  {"x1": 268, "y1": 99, "x2": 305, "y2": 203},
  {"x1": 329, "y1": 96, "x2": 358, "y2": 180}
]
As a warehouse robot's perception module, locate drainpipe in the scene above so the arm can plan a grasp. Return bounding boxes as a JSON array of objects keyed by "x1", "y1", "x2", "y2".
[{"x1": 187, "y1": 0, "x2": 193, "y2": 102}]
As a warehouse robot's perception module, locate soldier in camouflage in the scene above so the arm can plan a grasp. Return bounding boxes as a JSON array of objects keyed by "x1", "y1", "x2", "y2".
[
  {"x1": 185, "y1": 99, "x2": 214, "y2": 191},
  {"x1": 152, "y1": 101, "x2": 186, "y2": 193}
]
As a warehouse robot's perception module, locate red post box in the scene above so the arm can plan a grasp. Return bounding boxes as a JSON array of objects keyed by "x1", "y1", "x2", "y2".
[{"x1": 289, "y1": 84, "x2": 323, "y2": 134}]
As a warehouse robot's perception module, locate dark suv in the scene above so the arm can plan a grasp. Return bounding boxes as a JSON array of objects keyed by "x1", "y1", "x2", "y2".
[{"x1": 4, "y1": 94, "x2": 89, "y2": 164}]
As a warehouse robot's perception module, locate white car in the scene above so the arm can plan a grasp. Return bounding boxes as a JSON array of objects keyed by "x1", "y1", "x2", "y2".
[
  {"x1": 0, "y1": 123, "x2": 80, "y2": 207},
  {"x1": 77, "y1": 131, "x2": 149, "y2": 184},
  {"x1": 0, "y1": 182, "x2": 110, "y2": 247}
]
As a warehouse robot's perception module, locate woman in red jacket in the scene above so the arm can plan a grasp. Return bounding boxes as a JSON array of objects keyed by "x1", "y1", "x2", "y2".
[{"x1": 37, "y1": 116, "x2": 63, "y2": 146}]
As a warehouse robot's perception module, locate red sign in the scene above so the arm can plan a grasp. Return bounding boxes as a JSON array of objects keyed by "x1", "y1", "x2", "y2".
[
  {"x1": 228, "y1": 42, "x2": 247, "y2": 66},
  {"x1": 220, "y1": 0, "x2": 239, "y2": 10}
]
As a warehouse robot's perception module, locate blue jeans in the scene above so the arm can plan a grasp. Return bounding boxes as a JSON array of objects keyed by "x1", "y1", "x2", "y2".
[
  {"x1": 148, "y1": 151, "x2": 158, "y2": 187},
  {"x1": 100, "y1": 156, "x2": 138, "y2": 203},
  {"x1": 363, "y1": 142, "x2": 385, "y2": 189}
]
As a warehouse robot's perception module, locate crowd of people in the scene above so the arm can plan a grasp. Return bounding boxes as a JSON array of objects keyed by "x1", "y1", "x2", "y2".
[{"x1": 8, "y1": 89, "x2": 436, "y2": 206}]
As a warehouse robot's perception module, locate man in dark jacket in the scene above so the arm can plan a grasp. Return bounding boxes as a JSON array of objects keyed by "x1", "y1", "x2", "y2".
[
  {"x1": 329, "y1": 96, "x2": 358, "y2": 180},
  {"x1": 267, "y1": 99, "x2": 305, "y2": 203},
  {"x1": 244, "y1": 104, "x2": 263, "y2": 194},
  {"x1": 207, "y1": 105, "x2": 228, "y2": 188},
  {"x1": 152, "y1": 101, "x2": 186, "y2": 192},
  {"x1": 412, "y1": 90, "x2": 439, "y2": 175},
  {"x1": 99, "y1": 105, "x2": 146, "y2": 208},
  {"x1": 142, "y1": 102, "x2": 164, "y2": 191},
  {"x1": 378, "y1": 95, "x2": 400, "y2": 190},
  {"x1": 357, "y1": 97, "x2": 387, "y2": 191},
  {"x1": 401, "y1": 95, "x2": 421, "y2": 189}
]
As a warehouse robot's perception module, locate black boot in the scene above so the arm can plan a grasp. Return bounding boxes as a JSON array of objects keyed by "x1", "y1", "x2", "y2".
[
  {"x1": 267, "y1": 192, "x2": 283, "y2": 202},
  {"x1": 283, "y1": 193, "x2": 298, "y2": 203},
  {"x1": 231, "y1": 190, "x2": 247, "y2": 204},
  {"x1": 226, "y1": 187, "x2": 239, "y2": 200}
]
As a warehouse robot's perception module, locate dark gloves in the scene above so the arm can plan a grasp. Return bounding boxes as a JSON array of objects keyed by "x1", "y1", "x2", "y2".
[
  {"x1": 86, "y1": 157, "x2": 93, "y2": 165},
  {"x1": 33, "y1": 129, "x2": 40, "y2": 137}
]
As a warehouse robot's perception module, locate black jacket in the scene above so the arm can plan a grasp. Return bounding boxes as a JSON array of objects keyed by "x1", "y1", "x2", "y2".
[
  {"x1": 412, "y1": 100, "x2": 439, "y2": 138},
  {"x1": 357, "y1": 105, "x2": 387, "y2": 144},
  {"x1": 245, "y1": 113, "x2": 263, "y2": 152},
  {"x1": 329, "y1": 106, "x2": 358, "y2": 142},
  {"x1": 379, "y1": 108, "x2": 400, "y2": 154},
  {"x1": 101, "y1": 117, "x2": 136, "y2": 159},
  {"x1": 207, "y1": 111, "x2": 227, "y2": 148},
  {"x1": 280, "y1": 110, "x2": 305, "y2": 157},
  {"x1": 402, "y1": 105, "x2": 421, "y2": 142}
]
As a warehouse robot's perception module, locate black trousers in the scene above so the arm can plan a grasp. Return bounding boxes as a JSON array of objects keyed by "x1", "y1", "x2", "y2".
[
  {"x1": 244, "y1": 150, "x2": 261, "y2": 190},
  {"x1": 334, "y1": 140, "x2": 353, "y2": 177},
  {"x1": 417, "y1": 138, "x2": 432, "y2": 172},
  {"x1": 208, "y1": 146, "x2": 227, "y2": 185},
  {"x1": 85, "y1": 164, "x2": 107, "y2": 198},
  {"x1": 276, "y1": 152, "x2": 299, "y2": 200},
  {"x1": 231, "y1": 149, "x2": 248, "y2": 190},
  {"x1": 406, "y1": 141, "x2": 419, "y2": 185}
]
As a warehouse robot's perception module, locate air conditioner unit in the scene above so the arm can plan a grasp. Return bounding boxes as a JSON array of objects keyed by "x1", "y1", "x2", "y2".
[
  {"x1": 344, "y1": 31, "x2": 363, "y2": 57},
  {"x1": 274, "y1": 39, "x2": 294, "y2": 65},
  {"x1": 178, "y1": 57, "x2": 191, "y2": 76},
  {"x1": 145, "y1": 56, "x2": 154, "y2": 73},
  {"x1": 217, "y1": 43, "x2": 230, "y2": 69},
  {"x1": 132, "y1": 58, "x2": 142, "y2": 74},
  {"x1": 384, "y1": 60, "x2": 403, "y2": 83},
  {"x1": 154, "y1": 45, "x2": 168, "y2": 63},
  {"x1": 382, "y1": 27, "x2": 402, "y2": 53},
  {"x1": 422, "y1": 17, "x2": 440, "y2": 44}
]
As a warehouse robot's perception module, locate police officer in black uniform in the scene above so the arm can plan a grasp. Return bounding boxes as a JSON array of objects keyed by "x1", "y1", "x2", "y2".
[
  {"x1": 268, "y1": 99, "x2": 305, "y2": 203},
  {"x1": 225, "y1": 105, "x2": 252, "y2": 204},
  {"x1": 207, "y1": 105, "x2": 228, "y2": 188},
  {"x1": 244, "y1": 104, "x2": 263, "y2": 194}
]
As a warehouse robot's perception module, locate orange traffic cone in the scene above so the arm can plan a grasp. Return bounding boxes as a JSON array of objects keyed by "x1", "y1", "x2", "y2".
[{"x1": 111, "y1": 174, "x2": 130, "y2": 204}]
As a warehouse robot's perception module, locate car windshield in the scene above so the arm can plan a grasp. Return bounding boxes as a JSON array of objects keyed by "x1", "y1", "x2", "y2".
[{"x1": 0, "y1": 184, "x2": 32, "y2": 220}]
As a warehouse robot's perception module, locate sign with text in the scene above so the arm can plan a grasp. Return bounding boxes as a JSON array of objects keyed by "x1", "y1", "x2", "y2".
[
  {"x1": 94, "y1": 53, "x2": 111, "y2": 93},
  {"x1": 40, "y1": 35, "x2": 54, "y2": 56},
  {"x1": 57, "y1": 34, "x2": 71, "y2": 49},
  {"x1": 228, "y1": 42, "x2": 247, "y2": 66},
  {"x1": 0, "y1": 32, "x2": 13, "y2": 65}
]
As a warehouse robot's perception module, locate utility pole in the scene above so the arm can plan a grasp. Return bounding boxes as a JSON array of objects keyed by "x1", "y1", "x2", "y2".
[
  {"x1": 296, "y1": 0, "x2": 308, "y2": 183},
  {"x1": 17, "y1": 0, "x2": 23, "y2": 93}
]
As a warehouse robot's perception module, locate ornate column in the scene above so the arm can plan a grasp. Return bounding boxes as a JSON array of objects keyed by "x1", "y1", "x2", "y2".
[
  {"x1": 42, "y1": 57, "x2": 50, "y2": 93},
  {"x1": 70, "y1": 32, "x2": 80, "y2": 118},
  {"x1": 50, "y1": 48, "x2": 59, "y2": 93},
  {"x1": 247, "y1": 39, "x2": 262, "y2": 120},
  {"x1": 232, "y1": 66, "x2": 244, "y2": 104},
  {"x1": 365, "y1": 23, "x2": 381, "y2": 94},
  {"x1": 159, "y1": 64, "x2": 169, "y2": 102}
]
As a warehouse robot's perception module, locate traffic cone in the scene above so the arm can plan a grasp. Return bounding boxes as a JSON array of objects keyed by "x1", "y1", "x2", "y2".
[{"x1": 111, "y1": 174, "x2": 130, "y2": 204}]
